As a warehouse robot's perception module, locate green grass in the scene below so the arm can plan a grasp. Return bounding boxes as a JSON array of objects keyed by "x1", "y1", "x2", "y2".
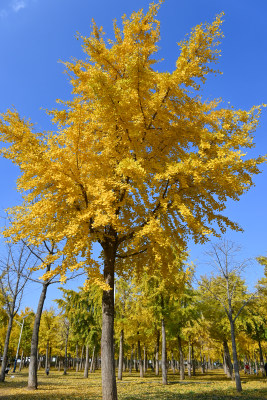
[{"x1": 0, "y1": 368, "x2": 266, "y2": 400}]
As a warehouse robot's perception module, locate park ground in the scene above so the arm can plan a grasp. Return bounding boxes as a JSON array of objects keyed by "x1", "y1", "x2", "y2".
[{"x1": 0, "y1": 369, "x2": 267, "y2": 400}]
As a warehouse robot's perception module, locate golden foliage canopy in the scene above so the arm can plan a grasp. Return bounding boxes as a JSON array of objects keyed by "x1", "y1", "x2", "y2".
[{"x1": 0, "y1": 2, "x2": 264, "y2": 282}]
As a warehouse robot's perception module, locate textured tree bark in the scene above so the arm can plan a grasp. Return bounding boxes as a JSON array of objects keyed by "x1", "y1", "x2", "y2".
[
  {"x1": 229, "y1": 319, "x2": 242, "y2": 392},
  {"x1": 118, "y1": 329, "x2": 124, "y2": 380},
  {"x1": 84, "y1": 345, "x2": 89, "y2": 378},
  {"x1": 0, "y1": 316, "x2": 14, "y2": 382},
  {"x1": 178, "y1": 335, "x2": 184, "y2": 380},
  {"x1": 223, "y1": 340, "x2": 234, "y2": 380},
  {"x1": 101, "y1": 243, "x2": 117, "y2": 400},
  {"x1": 28, "y1": 280, "x2": 49, "y2": 389},
  {"x1": 161, "y1": 318, "x2": 167, "y2": 385}
]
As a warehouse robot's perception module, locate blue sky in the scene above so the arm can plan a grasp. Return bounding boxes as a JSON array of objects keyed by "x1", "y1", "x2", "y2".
[{"x1": 0, "y1": 0, "x2": 266, "y2": 311}]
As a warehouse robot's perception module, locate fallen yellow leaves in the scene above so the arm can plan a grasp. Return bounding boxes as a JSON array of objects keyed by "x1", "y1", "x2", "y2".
[{"x1": 1, "y1": 369, "x2": 267, "y2": 400}]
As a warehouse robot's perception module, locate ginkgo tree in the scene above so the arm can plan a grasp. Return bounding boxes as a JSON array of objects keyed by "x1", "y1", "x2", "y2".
[{"x1": 0, "y1": 2, "x2": 265, "y2": 399}]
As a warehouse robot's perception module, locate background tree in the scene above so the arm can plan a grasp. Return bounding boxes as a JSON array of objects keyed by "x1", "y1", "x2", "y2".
[
  {"x1": 9, "y1": 307, "x2": 35, "y2": 372},
  {"x1": 0, "y1": 243, "x2": 33, "y2": 382},
  {"x1": 114, "y1": 278, "x2": 132, "y2": 381},
  {"x1": 25, "y1": 240, "x2": 85, "y2": 390},
  {"x1": 244, "y1": 297, "x2": 267, "y2": 376},
  {"x1": 55, "y1": 285, "x2": 102, "y2": 377},
  {"x1": 0, "y1": 2, "x2": 265, "y2": 399},
  {"x1": 199, "y1": 287, "x2": 234, "y2": 379},
  {"x1": 38, "y1": 308, "x2": 59, "y2": 372},
  {"x1": 199, "y1": 240, "x2": 257, "y2": 392}
]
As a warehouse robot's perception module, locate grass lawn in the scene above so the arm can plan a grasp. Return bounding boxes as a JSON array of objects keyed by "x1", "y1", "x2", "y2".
[{"x1": 0, "y1": 368, "x2": 266, "y2": 400}]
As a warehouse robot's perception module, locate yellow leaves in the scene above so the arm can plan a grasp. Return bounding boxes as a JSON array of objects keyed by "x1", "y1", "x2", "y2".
[
  {"x1": 175, "y1": 13, "x2": 224, "y2": 88},
  {"x1": 84, "y1": 267, "x2": 111, "y2": 292},
  {"x1": 0, "y1": 2, "x2": 265, "y2": 287},
  {"x1": 116, "y1": 157, "x2": 146, "y2": 179}
]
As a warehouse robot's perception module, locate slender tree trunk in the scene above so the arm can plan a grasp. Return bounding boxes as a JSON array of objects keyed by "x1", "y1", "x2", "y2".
[
  {"x1": 63, "y1": 322, "x2": 69, "y2": 375},
  {"x1": 188, "y1": 340, "x2": 192, "y2": 378},
  {"x1": 258, "y1": 340, "x2": 265, "y2": 376},
  {"x1": 101, "y1": 242, "x2": 117, "y2": 400},
  {"x1": 229, "y1": 318, "x2": 242, "y2": 392},
  {"x1": 161, "y1": 318, "x2": 167, "y2": 385},
  {"x1": 118, "y1": 329, "x2": 124, "y2": 380},
  {"x1": 138, "y1": 339, "x2": 144, "y2": 378},
  {"x1": 129, "y1": 344, "x2": 133, "y2": 374},
  {"x1": 254, "y1": 353, "x2": 258, "y2": 375},
  {"x1": 143, "y1": 345, "x2": 146, "y2": 374},
  {"x1": 0, "y1": 316, "x2": 14, "y2": 382},
  {"x1": 45, "y1": 341, "x2": 49, "y2": 371},
  {"x1": 192, "y1": 344, "x2": 196, "y2": 376},
  {"x1": 79, "y1": 346, "x2": 84, "y2": 371},
  {"x1": 89, "y1": 346, "x2": 95, "y2": 374},
  {"x1": 37, "y1": 351, "x2": 41, "y2": 370},
  {"x1": 76, "y1": 343, "x2": 79, "y2": 372},
  {"x1": 19, "y1": 350, "x2": 24, "y2": 371},
  {"x1": 28, "y1": 281, "x2": 49, "y2": 389},
  {"x1": 84, "y1": 345, "x2": 89, "y2": 378},
  {"x1": 134, "y1": 348, "x2": 138, "y2": 372},
  {"x1": 171, "y1": 352, "x2": 175, "y2": 374},
  {"x1": 155, "y1": 330, "x2": 160, "y2": 376},
  {"x1": 178, "y1": 335, "x2": 184, "y2": 380},
  {"x1": 223, "y1": 340, "x2": 233, "y2": 380}
]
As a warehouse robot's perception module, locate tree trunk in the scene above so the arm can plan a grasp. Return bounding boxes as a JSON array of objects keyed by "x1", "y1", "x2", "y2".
[
  {"x1": 101, "y1": 243, "x2": 117, "y2": 400},
  {"x1": 0, "y1": 316, "x2": 14, "y2": 382},
  {"x1": 134, "y1": 348, "x2": 138, "y2": 372},
  {"x1": 223, "y1": 340, "x2": 233, "y2": 380},
  {"x1": 258, "y1": 340, "x2": 265, "y2": 376},
  {"x1": 19, "y1": 350, "x2": 24, "y2": 371},
  {"x1": 118, "y1": 329, "x2": 124, "y2": 380},
  {"x1": 254, "y1": 353, "x2": 258, "y2": 375},
  {"x1": 143, "y1": 345, "x2": 146, "y2": 374},
  {"x1": 155, "y1": 330, "x2": 160, "y2": 376},
  {"x1": 229, "y1": 318, "x2": 242, "y2": 392},
  {"x1": 45, "y1": 341, "x2": 49, "y2": 371},
  {"x1": 171, "y1": 352, "x2": 175, "y2": 374},
  {"x1": 178, "y1": 335, "x2": 184, "y2": 380},
  {"x1": 129, "y1": 344, "x2": 133, "y2": 374},
  {"x1": 138, "y1": 339, "x2": 144, "y2": 378},
  {"x1": 79, "y1": 346, "x2": 84, "y2": 371},
  {"x1": 161, "y1": 318, "x2": 167, "y2": 385},
  {"x1": 63, "y1": 322, "x2": 69, "y2": 375},
  {"x1": 84, "y1": 345, "x2": 89, "y2": 378},
  {"x1": 28, "y1": 281, "x2": 49, "y2": 389},
  {"x1": 76, "y1": 343, "x2": 79, "y2": 372},
  {"x1": 90, "y1": 346, "x2": 95, "y2": 373},
  {"x1": 188, "y1": 340, "x2": 191, "y2": 378},
  {"x1": 192, "y1": 344, "x2": 196, "y2": 376}
]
